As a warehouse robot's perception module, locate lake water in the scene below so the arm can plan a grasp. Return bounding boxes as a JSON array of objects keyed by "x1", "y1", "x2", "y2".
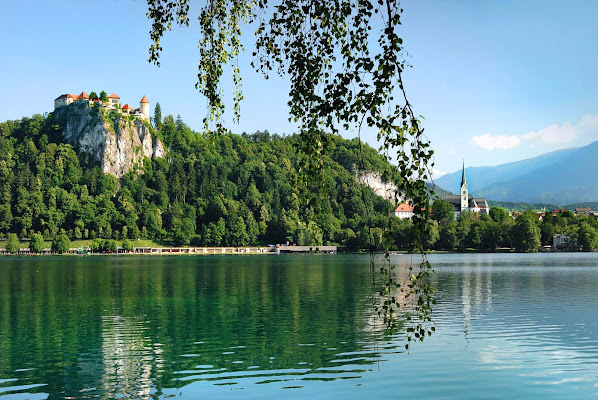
[{"x1": 0, "y1": 253, "x2": 597, "y2": 399}]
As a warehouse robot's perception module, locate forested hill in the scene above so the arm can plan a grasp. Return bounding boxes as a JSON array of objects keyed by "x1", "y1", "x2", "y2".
[{"x1": 0, "y1": 111, "x2": 404, "y2": 248}]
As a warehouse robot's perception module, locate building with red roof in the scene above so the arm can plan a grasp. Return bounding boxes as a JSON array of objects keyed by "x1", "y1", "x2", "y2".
[
  {"x1": 54, "y1": 91, "x2": 149, "y2": 121},
  {"x1": 390, "y1": 203, "x2": 414, "y2": 219}
]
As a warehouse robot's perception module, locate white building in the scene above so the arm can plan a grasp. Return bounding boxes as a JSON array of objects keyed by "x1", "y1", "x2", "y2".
[
  {"x1": 441, "y1": 161, "x2": 489, "y2": 219},
  {"x1": 54, "y1": 91, "x2": 150, "y2": 121},
  {"x1": 390, "y1": 203, "x2": 414, "y2": 219}
]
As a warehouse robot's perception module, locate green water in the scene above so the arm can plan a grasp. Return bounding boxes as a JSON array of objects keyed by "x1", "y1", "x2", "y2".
[{"x1": 1, "y1": 253, "x2": 598, "y2": 399}]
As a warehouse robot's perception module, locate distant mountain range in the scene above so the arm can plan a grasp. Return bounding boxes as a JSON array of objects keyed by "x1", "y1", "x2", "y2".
[{"x1": 434, "y1": 141, "x2": 598, "y2": 204}]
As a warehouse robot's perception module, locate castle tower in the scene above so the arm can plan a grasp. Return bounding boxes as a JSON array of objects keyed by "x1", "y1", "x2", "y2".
[
  {"x1": 460, "y1": 160, "x2": 469, "y2": 212},
  {"x1": 140, "y1": 96, "x2": 150, "y2": 119}
]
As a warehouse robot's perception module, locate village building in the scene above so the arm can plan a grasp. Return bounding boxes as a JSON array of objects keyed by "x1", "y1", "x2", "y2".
[
  {"x1": 53, "y1": 91, "x2": 150, "y2": 121},
  {"x1": 390, "y1": 203, "x2": 414, "y2": 219},
  {"x1": 553, "y1": 234, "x2": 569, "y2": 249},
  {"x1": 441, "y1": 162, "x2": 489, "y2": 219}
]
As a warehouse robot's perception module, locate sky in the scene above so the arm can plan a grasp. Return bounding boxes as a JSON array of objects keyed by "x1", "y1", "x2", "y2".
[{"x1": 2, "y1": 0, "x2": 598, "y2": 178}]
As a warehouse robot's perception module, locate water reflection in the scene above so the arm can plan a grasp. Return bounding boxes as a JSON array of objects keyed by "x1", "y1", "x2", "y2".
[{"x1": 1, "y1": 253, "x2": 598, "y2": 399}]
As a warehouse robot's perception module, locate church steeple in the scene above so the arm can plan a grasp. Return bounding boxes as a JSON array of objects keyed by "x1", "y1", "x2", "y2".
[{"x1": 460, "y1": 160, "x2": 469, "y2": 212}]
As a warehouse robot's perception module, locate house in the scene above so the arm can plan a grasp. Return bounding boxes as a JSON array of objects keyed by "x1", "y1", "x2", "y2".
[
  {"x1": 107, "y1": 93, "x2": 120, "y2": 108},
  {"x1": 441, "y1": 161, "x2": 489, "y2": 219},
  {"x1": 575, "y1": 207, "x2": 593, "y2": 216},
  {"x1": 390, "y1": 203, "x2": 414, "y2": 219},
  {"x1": 54, "y1": 91, "x2": 150, "y2": 121},
  {"x1": 553, "y1": 234, "x2": 569, "y2": 249}
]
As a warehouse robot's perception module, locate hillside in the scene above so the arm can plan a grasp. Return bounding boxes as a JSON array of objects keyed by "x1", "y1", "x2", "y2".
[
  {"x1": 0, "y1": 110, "x2": 403, "y2": 249},
  {"x1": 435, "y1": 142, "x2": 598, "y2": 204}
]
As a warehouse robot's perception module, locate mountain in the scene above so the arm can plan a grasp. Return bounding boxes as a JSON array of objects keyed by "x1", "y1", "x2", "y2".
[{"x1": 434, "y1": 141, "x2": 598, "y2": 204}]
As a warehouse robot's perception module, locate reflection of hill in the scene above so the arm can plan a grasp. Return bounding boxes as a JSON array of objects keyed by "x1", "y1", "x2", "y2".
[{"x1": 0, "y1": 255, "x2": 405, "y2": 397}]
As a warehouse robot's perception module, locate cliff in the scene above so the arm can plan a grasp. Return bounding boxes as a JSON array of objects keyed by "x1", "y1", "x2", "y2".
[{"x1": 53, "y1": 102, "x2": 165, "y2": 178}]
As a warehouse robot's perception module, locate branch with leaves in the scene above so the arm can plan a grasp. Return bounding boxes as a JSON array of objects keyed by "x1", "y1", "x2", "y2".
[{"x1": 146, "y1": 0, "x2": 435, "y2": 342}]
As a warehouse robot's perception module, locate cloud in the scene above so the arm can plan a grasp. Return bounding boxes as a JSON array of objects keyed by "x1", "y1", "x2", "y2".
[
  {"x1": 431, "y1": 167, "x2": 448, "y2": 179},
  {"x1": 472, "y1": 114, "x2": 598, "y2": 151},
  {"x1": 472, "y1": 133, "x2": 522, "y2": 150}
]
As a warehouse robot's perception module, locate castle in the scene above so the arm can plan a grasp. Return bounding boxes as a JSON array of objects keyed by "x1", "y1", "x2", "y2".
[
  {"x1": 54, "y1": 91, "x2": 150, "y2": 121},
  {"x1": 441, "y1": 161, "x2": 489, "y2": 218}
]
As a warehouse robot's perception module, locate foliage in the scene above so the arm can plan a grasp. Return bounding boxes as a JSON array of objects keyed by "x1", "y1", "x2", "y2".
[
  {"x1": 5, "y1": 233, "x2": 19, "y2": 253},
  {"x1": 145, "y1": 0, "x2": 435, "y2": 341},
  {"x1": 153, "y1": 102, "x2": 162, "y2": 130},
  {"x1": 89, "y1": 91, "x2": 98, "y2": 101},
  {"x1": 29, "y1": 233, "x2": 45, "y2": 253},
  {"x1": 99, "y1": 91, "x2": 108, "y2": 102},
  {"x1": 0, "y1": 115, "x2": 396, "y2": 250},
  {"x1": 51, "y1": 233, "x2": 71, "y2": 253}
]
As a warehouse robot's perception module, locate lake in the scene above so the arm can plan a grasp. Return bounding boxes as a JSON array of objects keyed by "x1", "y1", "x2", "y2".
[{"x1": 1, "y1": 253, "x2": 597, "y2": 399}]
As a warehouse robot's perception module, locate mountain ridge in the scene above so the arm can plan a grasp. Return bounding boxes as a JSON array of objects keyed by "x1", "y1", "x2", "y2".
[{"x1": 434, "y1": 141, "x2": 598, "y2": 204}]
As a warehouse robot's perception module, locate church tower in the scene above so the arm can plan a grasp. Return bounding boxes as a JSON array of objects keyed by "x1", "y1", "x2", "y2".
[{"x1": 460, "y1": 160, "x2": 469, "y2": 212}]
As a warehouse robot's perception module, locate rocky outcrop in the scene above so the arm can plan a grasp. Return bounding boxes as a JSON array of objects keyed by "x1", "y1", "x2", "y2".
[
  {"x1": 56, "y1": 102, "x2": 165, "y2": 178},
  {"x1": 357, "y1": 171, "x2": 401, "y2": 202}
]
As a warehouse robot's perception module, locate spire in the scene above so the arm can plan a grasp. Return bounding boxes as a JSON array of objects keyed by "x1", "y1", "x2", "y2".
[{"x1": 461, "y1": 159, "x2": 467, "y2": 187}]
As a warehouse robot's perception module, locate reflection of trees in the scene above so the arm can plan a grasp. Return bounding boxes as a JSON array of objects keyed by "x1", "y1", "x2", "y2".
[{"x1": 0, "y1": 255, "x2": 406, "y2": 397}]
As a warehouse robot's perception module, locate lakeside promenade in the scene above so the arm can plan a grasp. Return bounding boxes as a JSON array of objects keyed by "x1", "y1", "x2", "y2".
[{"x1": 0, "y1": 245, "x2": 338, "y2": 256}]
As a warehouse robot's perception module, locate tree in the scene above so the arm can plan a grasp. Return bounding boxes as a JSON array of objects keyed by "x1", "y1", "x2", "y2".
[
  {"x1": 99, "y1": 91, "x2": 108, "y2": 102},
  {"x1": 489, "y1": 207, "x2": 508, "y2": 224},
  {"x1": 577, "y1": 222, "x2": 598, "y2": 252},
  {"x1": 146, "y1": 0, "x2": 435, "y2": 333},
  {"x1": 29, "y1": 233, "x2": 45, "y2": 253},
  {"x1": 512, "y1": 214, "x2": 541, "y2": 252},
  {"x1": 89, "y1": 91, "x2": 98, "y2": 101},
  {"x1": 51, "y1": 233, "x2": 71, "y2": 254},
  {"x1": 5, "y1": 233, "x2": 20, "y2": 254},
  {"x1": 432, "y1": 199, "x2": 455, "y2": 222},
  {"x1": 153, "y1": 102, "x2": 162, "y2": 130},
  {"x1": 121, "y1": 239, "x2": 134, "y2": 252}
]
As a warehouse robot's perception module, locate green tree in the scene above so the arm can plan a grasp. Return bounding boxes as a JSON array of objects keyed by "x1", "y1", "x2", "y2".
[
  {"x1": 89, "y1": 91, "x2": 98, "y2": 101},
  {"x1": 577, "y1": 222, "x2": 598, "y2": 252},
  {"x1": 432, "y1": 199, "x2": 455, "y2": 222},
  {"x1": 51, "y1": 233, "x2": 71, "y2": 254},
  {"x1": 29, "y1": 233, "x2": 45, "y2": 253},
  {"x1": 99, "y1": 91, "x2": 108, "y2": 102},
  {"x1": 121, "y1": 239, "x2": 134, "y2": 252},
  {"x1": 512, "y1": 214, "x2": 541, "y2": 252},
  {"x1": 153, "y1": 102, "x2": 162, "y2": 130},
  {"x1": 489, "y1": 207, "x2": 508, "y2": 223},
  {"x1": 5, "y1": 233, "x2": 20, "y2": 254}
]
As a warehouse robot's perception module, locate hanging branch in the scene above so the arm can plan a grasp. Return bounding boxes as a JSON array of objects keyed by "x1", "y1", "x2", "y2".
[{"x1": 146, "y1": 0, "x2": 436, "y2": 342}]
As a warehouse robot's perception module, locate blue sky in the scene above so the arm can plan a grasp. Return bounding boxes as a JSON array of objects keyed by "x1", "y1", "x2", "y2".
[{"x1": 2, "y1": 0, "x2": 598, "y2": 178}]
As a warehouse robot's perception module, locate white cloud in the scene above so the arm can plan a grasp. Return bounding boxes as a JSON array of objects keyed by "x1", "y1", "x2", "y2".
[
  {"x1": 431, "y1": 167, "x2": 448, "y2": 179},
  {"x1": 472, "y1": 114, "x2": 598, "y2": 151},
  {"x1": 472, "y1": 133, "x2": 521, "y2": 150}
]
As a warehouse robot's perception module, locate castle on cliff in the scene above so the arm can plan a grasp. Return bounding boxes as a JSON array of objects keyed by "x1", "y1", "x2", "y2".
[{"x1": 54, "y1": 92, "x2": 150, "y2": 121}]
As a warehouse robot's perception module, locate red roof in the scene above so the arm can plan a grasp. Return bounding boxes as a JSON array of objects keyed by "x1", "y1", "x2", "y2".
[
  {"x1": 393, "y1": 203, "x2": 414, "y2": 212},
  {"x1": 108, "y1": 93, "x2": 120, "y2": 99},
  {"x1": 122, "y1": 104, "x2": 131, "y2": 110},
  {"x1": 140, "y1": 95, "x2": 149, "y2": 103},
  {"x1": 78, "y1": 91, "x2": 89, "y2": 99}
]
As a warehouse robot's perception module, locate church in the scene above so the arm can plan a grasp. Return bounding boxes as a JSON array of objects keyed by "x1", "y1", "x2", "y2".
[{"x1": 441, "y1": 162, "x2": 489, "y2": 218}]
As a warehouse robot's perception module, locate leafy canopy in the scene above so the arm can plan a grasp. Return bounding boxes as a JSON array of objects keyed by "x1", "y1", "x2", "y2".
[{"x1": 146, "y1": 0, "x2": 435, "y2": 339}]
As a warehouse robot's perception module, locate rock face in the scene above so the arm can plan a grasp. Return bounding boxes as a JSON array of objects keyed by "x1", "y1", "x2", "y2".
[
  {"x1": 357, "y1": 171, "x2": 401, "y2": 202},
  {"x1": 56, "y1": 103, "x2": 165, "y2": 178}
]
